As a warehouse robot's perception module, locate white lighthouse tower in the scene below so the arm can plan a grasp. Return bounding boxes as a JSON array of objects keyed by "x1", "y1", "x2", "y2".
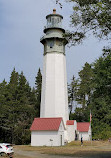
[
  {"x1": 40, "y1": 9, "x2": 69, "y2": 124},
  {"x1": 30, "y1": 10, "x2": 71, "y2": 146}
]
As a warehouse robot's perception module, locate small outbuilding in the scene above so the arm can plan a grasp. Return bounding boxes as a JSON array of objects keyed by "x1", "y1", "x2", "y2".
[
  {"x1": 77, "y1": 122, "x2": 91, "y2": 141},
  {"x1": 66, "y1": 120, "x2": 77, "y2": 142},
  {"x1": 30, "y1": 117, "x2": 65, "y2": 146}
]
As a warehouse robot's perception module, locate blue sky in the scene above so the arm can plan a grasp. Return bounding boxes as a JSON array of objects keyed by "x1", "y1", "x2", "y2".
[{"x1": 0, "y1": 0, "x2": 106, "y2": 87}]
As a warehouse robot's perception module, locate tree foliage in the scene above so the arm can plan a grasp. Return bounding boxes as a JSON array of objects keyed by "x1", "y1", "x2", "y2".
[
  {"x1": 77, "y1": 62, "x2": 93, "y2": 107},
  {"x1": 68, "y1": 75, "x2": 78, "y2": 113},
  {"x1": 35, "y1": 68, "x2": 42, "y2": 117},
  {"x1": 56, "y1": 0, "x2": 111, "y2": 47},
  {"x1": 0, "y1": 68, "x2": 42, "y2": 144},
  {"x1": 68, "y1": 52, "x2": 111, "y2": 139},
  {"x1": 91, "y1": 52, "x2": 111, "y2": 139}
]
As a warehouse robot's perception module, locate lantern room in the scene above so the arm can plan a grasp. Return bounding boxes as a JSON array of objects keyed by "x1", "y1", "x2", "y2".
[{"x1": 44, "y1": 9, "x2": 64, "y2": 33}]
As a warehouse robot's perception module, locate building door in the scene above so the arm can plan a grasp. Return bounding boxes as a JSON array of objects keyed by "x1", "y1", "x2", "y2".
[
  {"x1": 75, "y1": 130, "x2": 77, "y2": 140},
  {"x1": 60, "y1": 135, "x2": 62, "y2": 146}
]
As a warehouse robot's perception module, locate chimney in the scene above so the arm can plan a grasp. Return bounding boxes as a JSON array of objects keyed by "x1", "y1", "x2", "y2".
[{"x1": 53, "y1": 9, "x2": 56, "y2": 14}]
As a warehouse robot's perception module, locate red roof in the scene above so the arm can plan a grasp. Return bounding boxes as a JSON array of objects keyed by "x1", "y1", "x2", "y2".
[
  {"x1": 77, "y1": 122, "x2": 90, "y2": 132},
  {"x1": 66, "y1": 120, "x2": 74, "y2": 125},
  {"x1": 30, "y1": 117, "x2": 63, "y2": 131}
]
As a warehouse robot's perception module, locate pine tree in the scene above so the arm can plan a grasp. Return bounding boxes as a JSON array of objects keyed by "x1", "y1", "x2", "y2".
[
  {"x1": 77, "y1": 62, "x2": 93, "y2": 108},
  {"x1": 6, "y1": 68, "x2": 19, "y2": 143},
  {"x1": 0, "y1": 69, "x2": 36, "y2": 144},
  {"x1": 91, "y1": 52, "x2": 111, "y2": 139},
  {"x1": 15, "y1": 71, "x2": 35, "y2": 144},
  {"x1": 69, "y1": 63, "x2": 93, "y2": 122},
  {"x1": 35, "y1": 68, "x2": 42, "y2": 117},
  {"x1": 68, "y1": 76, "x2": 78, "y2": 113},
  {"x1": 0, "y1": 79, "x2": 9, "y2": 142}
]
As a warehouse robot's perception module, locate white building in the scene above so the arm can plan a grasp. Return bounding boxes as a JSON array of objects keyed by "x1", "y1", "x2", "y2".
[
  {"x1": 30, "y1": 9, "x2": 91, "y2": 146},
  {"x1": 30, "y1": 117, "x2": 65, "y2": 146},
  {"x1": 66, "y1": 120, "x2": 77, "y2": 142},
  {"x1": 77, "y1": 122, "x2": 91, "y2": 141}
]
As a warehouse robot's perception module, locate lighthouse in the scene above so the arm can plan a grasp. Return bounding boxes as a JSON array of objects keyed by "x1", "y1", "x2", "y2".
[
  {"x1": 40, "y1": 9, "x2": 69, "y2": 124},
  {"x1": 30, "y1": 10, "x2": 70, "y2": 146}
]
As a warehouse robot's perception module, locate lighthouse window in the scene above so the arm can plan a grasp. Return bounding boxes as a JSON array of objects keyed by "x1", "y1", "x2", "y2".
[
  {"x1": 49, "y1": 17, "x2": 51, "y2": 22},
  {"x1": 54, "y1": 18, "x2": 57, "y2": 24},
  {"x1": 57, "y1": 18, "x2": 59, "y2": 23},
  {"x1": 49, "y1": 41, "x2": 54, "y2": 48},
  {"x1": 47, "y1": 17, "x2": 51, "y2": 22},
  {"x1": 57, "y1": 18, "x2": 60, "y2": 23},
  {"x1": 52, "y1": 18, "x2": 54, "y2": 26}
]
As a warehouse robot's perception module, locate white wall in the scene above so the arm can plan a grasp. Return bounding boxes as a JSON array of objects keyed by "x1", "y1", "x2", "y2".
[
  {"x1": 66, "y1": 121, "x2": 77, "y2": 142},
  {"x1": 31, "y1": 130, "x2": 64, "y2": 146},
  {"x1": 31, "y1": 122, "x2": 65, "y2": 146},
  {"x1": 78, "y1": 125, "x2": 91, "y2": 141},
  {"x1": 78, "y1": 132, "x2": 88, "y2": 141},
  {"x1": 40, "y1": 53, "x2": 69, "y2": 125},
  {"x1": 67, "y1": 125, "x2": 75, "y2": 142}
]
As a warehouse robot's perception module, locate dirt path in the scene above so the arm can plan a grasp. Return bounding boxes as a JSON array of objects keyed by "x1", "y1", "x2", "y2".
[
  {"x1": 14, "y1": 148, "x2": 111, "y2": 158},
  {"x1": 14, "y1": 148, "x2": 78, "y2": 158},
  {"x1": 13, "y1": 142, "x2": 111, "y2": 158}
]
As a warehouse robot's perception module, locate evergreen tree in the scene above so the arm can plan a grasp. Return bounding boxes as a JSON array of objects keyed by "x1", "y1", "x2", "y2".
[
  {"x1": 69, "y1": 53, "x2": 111, "y2": 139},
  {"x1": 68, "y1": 76, "x2": 78, "y2": 113},
  {"x1": 77, "y1": 62, "x2": 93, "y2": 108},
  {"x1": 0, "y1": 79, "x2": 9, "y2": 142},
  {"x1": 14, "y1": 71, "x2": 35, "y2": 144},
  {"x1": 68, "y1": 63, "x2": 93, "y2": 121},
  {"x1": 35, "y1": 68, "x2": 42, "y2": 117},
  {"x1": 0, "y1": 79, "x2": 7, "y2": 106},
  {"x1": 69, "y1": 107, "x2": 90, "y2": 122},
  {"x1": 8, "y1": 68, "x2": 19, "y2": 143},
  {"x1": 91, "y1": 52, "x2": 111, "y2": 139},
  {"x1": 0, "y1": 69, "x2": 36, "y2": 144}
]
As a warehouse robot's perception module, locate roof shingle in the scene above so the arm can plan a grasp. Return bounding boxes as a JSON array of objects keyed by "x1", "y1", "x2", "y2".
[
  {"x1": 77, "y1": 122, "x2": 90, "y2": 132},
  {"x1": 30, "y1": 117, "x2": 63, "y2": 131}
]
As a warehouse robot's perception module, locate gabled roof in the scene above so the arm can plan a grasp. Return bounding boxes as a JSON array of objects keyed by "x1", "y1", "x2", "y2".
[
  {"x1": 77, "y1": 122, "x2": 90, "y2": 132},
  {"x1": 30, "y1": 117, "x2": 63, "y2": 131},
  {"x1": 66, "y1": 120, "x2": 75, "y2": 125}
]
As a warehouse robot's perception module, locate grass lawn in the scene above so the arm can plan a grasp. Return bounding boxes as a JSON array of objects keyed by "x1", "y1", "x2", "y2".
[{"x1": 14, "y1": 141, "x2": 111, "y2": 157}]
